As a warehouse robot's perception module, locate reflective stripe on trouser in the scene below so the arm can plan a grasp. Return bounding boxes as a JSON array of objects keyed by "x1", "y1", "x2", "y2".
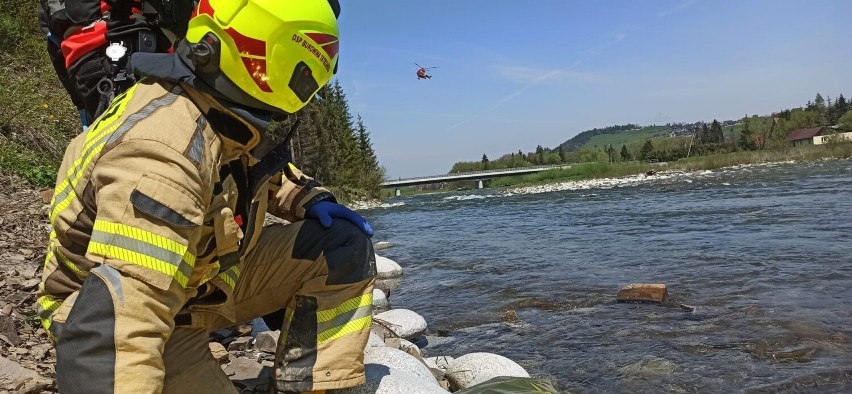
[{"x1": 183, "y1": 219, "x2": 376, "y2": 393}]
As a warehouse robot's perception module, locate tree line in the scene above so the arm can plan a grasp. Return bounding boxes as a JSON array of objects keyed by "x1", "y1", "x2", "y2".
[
  {"x1": 268, "y1": 81, "x2": 385, "y2": 199},
  {"x1": 451, "y1": 92, "x2": 852, "y2": 171}
]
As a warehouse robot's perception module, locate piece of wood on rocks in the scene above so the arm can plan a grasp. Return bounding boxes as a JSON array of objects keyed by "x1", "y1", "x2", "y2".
[
  {"x1": 254, "y1": 330, "x2": 279, "y2": 354},
  {"x1": 616, "y1": 283, "x2": 669, "y2": 304},
  {"x1": 208, "y1": 342, "x2": 229, "y2": 364}
]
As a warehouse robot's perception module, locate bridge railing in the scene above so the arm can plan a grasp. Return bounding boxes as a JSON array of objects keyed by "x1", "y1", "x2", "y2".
[{"x1": 383, "y1": 164, "x2": 567, "y2": 184}]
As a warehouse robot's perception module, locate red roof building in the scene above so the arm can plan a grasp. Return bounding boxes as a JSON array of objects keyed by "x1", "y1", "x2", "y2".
[{"x1": 786, "y1": 126, "x2": 827, "y2": 146}]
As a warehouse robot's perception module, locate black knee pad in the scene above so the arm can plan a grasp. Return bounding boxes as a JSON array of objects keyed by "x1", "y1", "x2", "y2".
[{"x1": 293, "y1": 219, "x2": 376, "y2": 285}]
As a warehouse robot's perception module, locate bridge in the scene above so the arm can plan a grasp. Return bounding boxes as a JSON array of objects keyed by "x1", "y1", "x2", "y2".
[{"x1": 382, "y1": 164, "x2": 570, "y2": 195}]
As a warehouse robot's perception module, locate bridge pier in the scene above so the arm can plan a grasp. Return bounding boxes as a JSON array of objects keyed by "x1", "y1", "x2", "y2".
[
  {"x1": 477, "y1": 180, "x2": 483, "y2": 189},
  {"x1": 395, "y1": 189, "x2": 401, "y2": 197}
]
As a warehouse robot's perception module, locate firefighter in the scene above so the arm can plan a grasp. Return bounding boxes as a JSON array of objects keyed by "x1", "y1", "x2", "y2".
[{"x1": 36, "y1": 0, "x2": 375, "y2": 393}]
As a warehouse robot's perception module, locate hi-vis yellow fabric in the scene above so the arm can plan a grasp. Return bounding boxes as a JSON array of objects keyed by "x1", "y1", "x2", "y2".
[{"x1": 37, "y1": 80, "x2": 374, "y2": 393}]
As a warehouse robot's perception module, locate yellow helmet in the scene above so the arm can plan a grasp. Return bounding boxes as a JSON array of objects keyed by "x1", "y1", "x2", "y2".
[{"x1": 184, "y1": 0, "x2": 340, "y2": 113}]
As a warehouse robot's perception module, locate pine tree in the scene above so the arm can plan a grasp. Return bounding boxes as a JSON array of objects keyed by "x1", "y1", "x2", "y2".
[
  {"x1": 481, "y1": 153, "x2": 489, "y2": 170},
  {"x1": 709, "y1": 119, "x2": 724, "y2": 144},
  {"x1": 620, "y1": 144, "x2": 631, "y2": 161},
  {"x1": 355, "y1": 115, "x2": 384, "y2": 195},
  {"x1": 640, "y1": 139, "x2": 654, "y2": 160},
  {"x1": 558, "y1": 146, "x2": 566, "y2": 163}
]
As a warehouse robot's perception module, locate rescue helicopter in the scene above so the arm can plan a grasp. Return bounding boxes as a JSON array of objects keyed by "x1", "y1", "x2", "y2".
[{"x1": 415, "y1": 63, "x2": 437, "y2": 80}]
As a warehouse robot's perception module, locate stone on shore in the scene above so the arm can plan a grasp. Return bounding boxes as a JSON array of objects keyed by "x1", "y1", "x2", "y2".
[
  {"x1": 373, "y1": 241, "x2": 393, "y2": 251},
  {"x1": 374, "y1": 309, "x2": 427, "y2": 339},
  {"x1": 616, "y1": 283, "x2": 669, "y2": 303},
  {"x1": 336, "y1": 346, "x2": 446, "y2": 394},
  {"x1": 375, "y1": 255, "x2": 403, "y2": 279},
  {"x1": 1, "y1": 355, "x2": 53, "y2": 392},
  {"x1": 374, "y1": 277, "x2": 401, "y2": 294},
  {"x1": 254, "y1": 330, "x2": 279, "y2": 353},
  {"x1": 445, "y1": 352, "x2": 530, "y2": 390},
  {"x1": 208, "y1": 342, "x2": 229, "y2": 364},
  {"x1": 372, "y1": 288, "x2": 389, "y2": 309}
]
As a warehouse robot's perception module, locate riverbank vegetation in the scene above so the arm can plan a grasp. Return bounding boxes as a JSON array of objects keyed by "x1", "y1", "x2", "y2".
[
  {"x1": 414, "y1": 92, "x2": 852, "y2": 195},
  {"x1": 0, "y1": 1, "x2": 385, "y2": 201}
]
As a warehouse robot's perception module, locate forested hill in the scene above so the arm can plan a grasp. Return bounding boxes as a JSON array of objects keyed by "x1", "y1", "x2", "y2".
[{"x1": 555, "y1": 124, "x2": 641, "y2": 152}]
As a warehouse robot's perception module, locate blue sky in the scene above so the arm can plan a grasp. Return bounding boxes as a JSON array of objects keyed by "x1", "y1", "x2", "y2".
[{"x1": 334, "y1": 1, "x2": 852, "y2": 178}]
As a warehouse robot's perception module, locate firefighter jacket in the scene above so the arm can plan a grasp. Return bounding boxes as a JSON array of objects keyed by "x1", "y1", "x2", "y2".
[{"x1": 37, "y1": 79, "x2": 335, "y2": 339}]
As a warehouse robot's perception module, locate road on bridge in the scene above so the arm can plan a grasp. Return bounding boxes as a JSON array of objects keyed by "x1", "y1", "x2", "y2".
[{"x1": 381, "y1": 164, "x2": 571, "y2": 187}]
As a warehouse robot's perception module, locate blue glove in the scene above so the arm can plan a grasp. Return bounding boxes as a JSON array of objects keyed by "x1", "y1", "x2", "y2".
[{"x1": 307, "y1": 201, "x2": 374, "y2": 237}]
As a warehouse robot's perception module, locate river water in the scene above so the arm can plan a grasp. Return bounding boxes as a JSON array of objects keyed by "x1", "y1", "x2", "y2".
[{"x1": 360, "y1": 159, "x2": 852, "y2": 393}]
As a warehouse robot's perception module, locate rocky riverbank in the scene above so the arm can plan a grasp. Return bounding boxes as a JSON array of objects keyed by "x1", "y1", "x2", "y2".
[{"x1": 0, "y1": 176, "x2": 545, "y2": 393}]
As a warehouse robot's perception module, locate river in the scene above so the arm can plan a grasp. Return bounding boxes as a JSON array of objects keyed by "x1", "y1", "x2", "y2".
[{"x1": 359, "y1": 159, "x2": 852, "y2": 393}]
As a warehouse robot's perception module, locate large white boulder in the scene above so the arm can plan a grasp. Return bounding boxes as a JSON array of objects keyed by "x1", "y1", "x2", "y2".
[
  {"x1": 367, "y1": 331, "x2": 385, "y2": 348},
  {"x1": 372, "y1": 288, "x2": 389, "y2": 309},
  {"x1": 374, "y1": 309, "x2": 427, "y2": 339},
  {"x1": 445, "y1": 352, "x2": 529, "y2": 390},
  {"x1": 375, "y1": 254, "x2": 403, "y2": 278},
  {"x1": 333, "y1": 366, "x2": 445, "y2": 394},
  {"x1": 363, "y1": 346, "x2": 437, "y2": 384}
]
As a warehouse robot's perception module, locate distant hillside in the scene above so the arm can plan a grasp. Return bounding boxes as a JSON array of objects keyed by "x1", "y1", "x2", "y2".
[
  {"x1": 556, "y1": 125, "x2": 670, "y2": 152},
  {"x1": 555, "y1": 124, "x2": 641, "y2": 152}
]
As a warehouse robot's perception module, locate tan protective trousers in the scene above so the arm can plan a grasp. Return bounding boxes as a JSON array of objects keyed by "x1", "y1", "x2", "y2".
[
  {"x1": 53, "y1": 220, "x2": 375, "y2": 394},
  {"x1": 165, "y1": 220, "x2": 376, "y2": 393}
]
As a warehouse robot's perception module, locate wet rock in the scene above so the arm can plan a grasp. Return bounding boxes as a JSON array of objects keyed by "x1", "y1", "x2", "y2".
[
  {"x1": 619, "y1": 355, "x2": 677, "y2": 377},
  {"x1": 374, "y1": 309, "x2": 427, "y2": 339},
  {"x1": 375, "y1": 255, "x2": 403, "y2": 279},
  {"x1": 254, "y1": 330, "x2": 279, "y2": 354},
  {"x1": 617, "y1": 283, "x2": 669, "y2": 303},
  {"x1": 500, "y1": 309, "x2": 519, "y2": 323},
  {"x1": 445, "y1": 352, "x2": 529, "y2": 390},
  {"x1": 374, "y1": 277, "x2": 401, "y2": 294},
  {"x1": 372, "y1": 288, "x2": 389, "y2": 309},
  {"x1": 208, "y1": 342, "x2": 229, "y2": 364},
  {"x1": 373, "y1": 241, "x2": 393, "y2": 251}
]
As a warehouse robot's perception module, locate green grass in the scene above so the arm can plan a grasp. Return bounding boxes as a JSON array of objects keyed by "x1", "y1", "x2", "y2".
[
  {"x1": 0, "y1": 139, "x2": 59, "y2": 186},
  {"x1": 1, "y1": 1, "x2": 80, "y2": 187},
  {"x1": 485, "y1": 142, "x2": 852, "y2": 190},
  {"x1": 580, "y1": 126, "x2": 670, "y2": 150}
]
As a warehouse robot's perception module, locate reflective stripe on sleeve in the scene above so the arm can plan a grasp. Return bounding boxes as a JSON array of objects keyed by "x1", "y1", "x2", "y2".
[{"x1": 88, "y1": 220, "x2": 195, "y2": 287}]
